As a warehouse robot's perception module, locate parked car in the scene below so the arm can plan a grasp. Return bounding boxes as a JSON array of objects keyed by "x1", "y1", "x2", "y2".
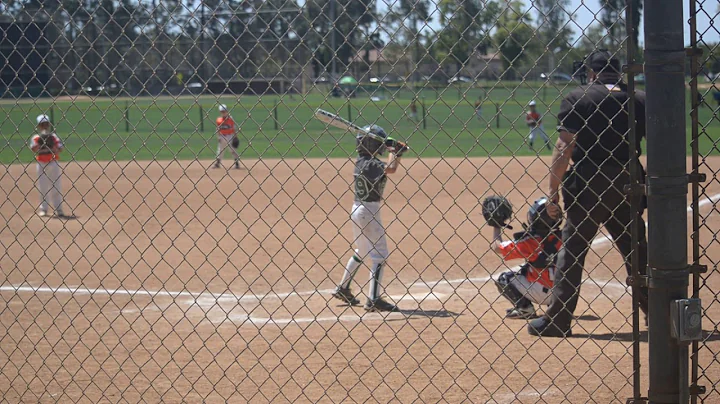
[
  {"x1": 541, "y1": 72, "x2": 574, "y2": 82},
  {"x1": 448, "y1": 76, "x2": 472, "y2": 84},
  {"x1": 635, "y1": 74, "x2": 645, "y2": 84}
]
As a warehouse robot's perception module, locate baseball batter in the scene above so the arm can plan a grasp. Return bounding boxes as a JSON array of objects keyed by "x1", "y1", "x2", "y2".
[
  {"x1": 488, "y1": 197, "x2": 562, "y2": 319},
  {"x1": 214, "y1": 104, "x2": 240, "y2": 169},
  {"x1": 29, "y1": 114, "x2": 66, "y2": 218},
  {"x1": 332, "y1": 125, "x2": 407, "y2": 312},
  {"x1": 526, "y1": 100, "x2": 551, "y2": 151}
]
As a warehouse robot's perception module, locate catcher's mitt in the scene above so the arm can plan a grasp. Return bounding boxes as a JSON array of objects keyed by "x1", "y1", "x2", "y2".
[
  {"x1": 482, "y1": 195, "x2": 513, "y2": 229},
  {"x1": 231, "y1": 136, "x2": 239, "y2": 149},
  {"x1": 38, "y1": 133, "x2": 56, "y2": 152}
]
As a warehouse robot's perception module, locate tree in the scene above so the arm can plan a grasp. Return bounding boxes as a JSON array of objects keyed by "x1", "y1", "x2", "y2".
[
  {"x1": 599, "y1": 0, "x2": 642, "y2": 52},
  {"x1": 387, "y1": 0, "x2": 430, "y2": 80},
  {"x1": 304, "y1": 0, "x2": 376, "y2": 77},
  {"x1": 493, "y1": 1, "x2": 537, "y2": 79},
  {"x1": 432, "y1": 0, "x2": 501, "y2": 73},
  {"x1": 535, "y1": 0, "x2": 573, "y2": 52}
]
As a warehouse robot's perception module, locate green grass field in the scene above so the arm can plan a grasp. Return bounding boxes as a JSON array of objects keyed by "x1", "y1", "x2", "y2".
[{"x1": 0, "y1": 84, "x2": 717, "y2": 163}]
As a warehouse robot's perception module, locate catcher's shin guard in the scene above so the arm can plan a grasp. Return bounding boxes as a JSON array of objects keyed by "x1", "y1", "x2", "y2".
[{"x1": 494, "y1": 271, "x2": 532, "y2": 308}]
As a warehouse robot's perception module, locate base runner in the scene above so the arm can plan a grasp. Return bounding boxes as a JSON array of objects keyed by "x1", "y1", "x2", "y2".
[
  {"x1": 485, "y1": 196, "x2": 562, "y2": 319},
  {"x1": 526, "y1": 100, "x2": 551, "y2": 151},
  {"x1": 29, "y1": 114, "x2": 67, "y2": 218},
  {"x1": 332, "y1": 125, "x2": 408, "y2": 312},
  {"x1": 214, "y1": 104, "x2": 240, "y2": 169}
]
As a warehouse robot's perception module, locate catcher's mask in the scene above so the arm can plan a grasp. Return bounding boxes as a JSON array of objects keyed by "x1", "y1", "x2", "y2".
[
  {"x1": 527, "y1": 197, "x2": 561, "y2": 237},
  {"x1": 356, "y1": 125, "x2": 387, "y2": 157}
]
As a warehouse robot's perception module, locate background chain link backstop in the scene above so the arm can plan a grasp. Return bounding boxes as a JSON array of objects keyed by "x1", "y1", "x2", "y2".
[{"x1": 0, "y1": 0, "x2": 717, "y2": 402}]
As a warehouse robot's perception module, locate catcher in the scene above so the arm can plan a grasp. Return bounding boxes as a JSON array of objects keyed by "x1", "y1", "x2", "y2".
[
  {"x1": 483, "y1": 196, "x2": 562, "y2": 319},
  {"x1": 214, "y1": 104, "x2": 241, "y2": 169},
  {"x1": 29, "y1": 114, "x2": 67, "y2": 218},
  {"x1": 331, "y1": 125, "x2": 408, "y2": 312}
]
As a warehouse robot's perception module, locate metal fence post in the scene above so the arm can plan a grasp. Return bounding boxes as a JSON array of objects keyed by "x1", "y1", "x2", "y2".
[
  {"x1": 644, "y1": 1, "x2": 689, "y2": 403},
  {"x1": 125, "y1": 101, "x2": 130, "y2": 133},
  {"x1": 199, "y1": 104, "x2": 204, "y2": 132}
]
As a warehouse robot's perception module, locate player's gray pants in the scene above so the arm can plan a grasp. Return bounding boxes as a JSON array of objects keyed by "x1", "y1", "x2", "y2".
[
  {"x1": 216, "y1": 134, "x2": 239, "y2": 163},
  {"x1": 345, "y1": 201, "x2": 388, "y2": 300},
  {"x1": 528, "y1": 126, "x2": 550, "y2": 147},
  {"x1": 36, "y1": 160, "x2": 63, "y2": 213}
]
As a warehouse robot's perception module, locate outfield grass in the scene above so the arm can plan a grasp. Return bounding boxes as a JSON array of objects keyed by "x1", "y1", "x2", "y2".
[{"x1": 0, "y1": 85, "x2": 717, "y2": 163}]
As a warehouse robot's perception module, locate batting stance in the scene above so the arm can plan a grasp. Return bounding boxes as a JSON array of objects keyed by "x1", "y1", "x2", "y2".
[
  {"x1": 214, "y1": 104, "x2": 240, "y2": 169},
  {"x1": 526, "y1": 100, "x2": 551, "y2": 151},
  {"x1": 29, "y1": 114, "x2": 66, "y2": 218},
  {"x1": 484, "y1": 196, "x2": 562, "y2": 319},
  {"x1": 332, "y1": 125, "x2": 408, "y2": 312}
]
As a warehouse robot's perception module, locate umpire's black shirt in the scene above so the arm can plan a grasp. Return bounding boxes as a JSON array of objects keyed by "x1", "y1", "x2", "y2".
[{"x1": 558, "y1": 77, "x2": 646, "y2": 173}]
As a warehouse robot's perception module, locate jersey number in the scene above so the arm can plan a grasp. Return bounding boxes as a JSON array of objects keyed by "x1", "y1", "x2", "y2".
[{"x1": 356, "y1": 177, "x2": 386, "y2": 200}]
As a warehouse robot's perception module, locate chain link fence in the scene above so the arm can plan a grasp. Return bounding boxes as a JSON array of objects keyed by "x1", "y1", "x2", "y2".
[{"x1": 0, "y1": 0, "x2": 718, "y2": 402}]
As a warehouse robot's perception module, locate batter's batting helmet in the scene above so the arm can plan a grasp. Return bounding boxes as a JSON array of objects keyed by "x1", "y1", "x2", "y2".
[
  {"x1": 356, "y1": 125, "x2": 387, "y2": 156},
  {"x1": 527, "y1": 197, "x2": 561, "y2": 237}
]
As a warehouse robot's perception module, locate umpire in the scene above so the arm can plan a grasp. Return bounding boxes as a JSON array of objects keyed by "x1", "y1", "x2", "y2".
[{"x1": 528, "y1": 50, "x2": 649, "y2": 337}]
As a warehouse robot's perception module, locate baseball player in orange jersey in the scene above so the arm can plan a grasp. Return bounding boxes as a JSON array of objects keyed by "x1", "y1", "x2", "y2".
[
  {"x1": 29, "y1": 114, "x2": 67, "y2": 218},
  {"x1": 491, "y1": 197, "x2": 562, "y2": 319},
  {"x1": 214, "y1": 104, "x2": 240, "y2": 169},
  {"x1": 526, "y1": 100, "x2": 551, "y2": 151},
  {"x1": 407, "y1": 99, "x2": 418, "y2": 121}
]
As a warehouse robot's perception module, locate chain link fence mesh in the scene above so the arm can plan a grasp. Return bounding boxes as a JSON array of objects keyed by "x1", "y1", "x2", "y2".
[
  {"x1": 692, "y1": 1, "x2": 720, "y2": 403},
  {"x1": 0, "y1": 0, "x2": 717, "y2": 402}
]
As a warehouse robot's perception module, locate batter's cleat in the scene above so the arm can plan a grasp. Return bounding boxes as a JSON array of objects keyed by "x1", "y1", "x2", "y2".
[
  {"x1": 38, "y1": 210, "x2": 47, "y2": 217},
  {"x1": 212, "y1": 161, "x2": 221, "y2": 169},
  {"x1": 364, "y1": 297, "x2": 400, "y2": 313},
  {"x1": 331, "y1": 287, "x2": 360, "y2": 306},
  {"x1": 527, "y1": 315, "x2": 572, "y2": 338},
  {"x1": 234, "y1": 161, "x2": 241, "y2": 169},
  {"x1": 505, "y1": 305, "x2": 537, "y2": 319}
]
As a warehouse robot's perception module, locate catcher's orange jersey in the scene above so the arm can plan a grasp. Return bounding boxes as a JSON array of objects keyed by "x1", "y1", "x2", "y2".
[
  {"x1": 216, "y1": 116, "x2": 236, "y2": 135},
  {"x1": 497, "y1": 234, "x2": 561, "y2": 289}
]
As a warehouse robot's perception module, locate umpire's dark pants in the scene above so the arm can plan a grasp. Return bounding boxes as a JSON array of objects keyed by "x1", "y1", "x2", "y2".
[{"x1": 546, "y1": 166, "x2": 648, "y2": 328}]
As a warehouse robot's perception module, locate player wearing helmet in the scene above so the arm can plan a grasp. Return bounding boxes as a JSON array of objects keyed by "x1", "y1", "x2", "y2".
[
  {"x1": 526, "y1": 100, "x2": 551, "y2": 151},
  {"x1": 332, "y1": 125, "x2": 408, "y2": 312},
  {"x1": 214, "y1": 104, "x2": 241, "y2": 169},
  {"x1": 29, "y1": 114, "x2": 67, "y2": 218},
  {"x1": 491, "y1": 197, "x2": 562, "y2": 319}
]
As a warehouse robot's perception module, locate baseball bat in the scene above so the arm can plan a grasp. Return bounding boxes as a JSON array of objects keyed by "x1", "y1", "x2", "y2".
[{"x1": 314, "y1": 109, "x2": 410, "y2": 152}]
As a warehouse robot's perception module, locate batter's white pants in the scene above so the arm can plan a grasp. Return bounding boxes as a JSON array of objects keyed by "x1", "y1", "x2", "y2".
[
  {"x1": 36, "y1": 161, "x2": 63, "y2": 213},
  {"x1": 216, "y1": 135, "x2": 240, "y2": 163},
  {"x1": 528, "y1": 126, "x2": 550, "y2": 148},
  {"x1": 340, "y1": 202, "x2": 389, "y2": 300},
  {"x1": 507, "y1": 270, "x2": 554, "y2": 305}
]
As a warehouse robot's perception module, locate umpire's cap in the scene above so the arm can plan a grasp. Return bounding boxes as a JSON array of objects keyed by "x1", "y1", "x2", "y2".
[{"x1": 585, "y1": 49, "x2": 621, "y2": 74}]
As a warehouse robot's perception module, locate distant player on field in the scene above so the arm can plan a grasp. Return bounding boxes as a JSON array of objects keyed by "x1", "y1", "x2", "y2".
[
  {"x1": 484, "y1": 196, "x2": 562, "y2": 319},
  {"x1": 214, "y1": 104, "x2": 240, "y2": 169},
  {"x1": 30, "y1": 114, "x2": 67, "y2": 218},
  {"x1": 408, "y1": 98, "x2": 418, "y2": 121},
  {"x1": 475, "y1": 97, "x2": 483, "y2": 121},
  {"x1": 526, "y1": 100, "x2": 551, "y2": 151}
]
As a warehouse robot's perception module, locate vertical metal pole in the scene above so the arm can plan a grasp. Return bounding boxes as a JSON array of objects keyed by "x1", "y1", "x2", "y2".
[
  {"x1": 644, "y1": 1, "x2": 689, "y2": 403},
  {"x1": 49, "y1": 106, "x2": 54, "y2": 125},
  {"x1": 421, "y1": 96, "x2": 426, "y2": 130},
  {"x1": 329, "y1": 0, "x2": 337, "y2": 81},
  {"x1": 624, "y1": 0, "x2": 642, "y2": 401},
  {"x1": 274, "y1": 101, "x2": 279, "y2": 130},
  {"x1": 495, "y1": 103, "x2": 499, "y2": 129},
  {"x1": 347, "y1": 102, "x2": 351, "y2": 122},
  {"x1": 125, "y1": 101, "x2": 130, "y2": 133},
  {"x1": 688, "y1": 0, "x2": 701, "y2": 401}
]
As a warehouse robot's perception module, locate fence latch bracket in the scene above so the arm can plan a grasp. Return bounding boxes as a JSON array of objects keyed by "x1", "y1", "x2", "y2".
[
  {"x1": 627, "y1": 275, "x2": 649, "y2": 288},
  {"x1": 688, "y1": 172, "x2": 707, "y2": 184},
  {"x1": 625, "y1": 398, "x2": 648, "y2": 404},
  {"x1": 689, "y1": 264, "x2": 708, "y2": 274},
  {"x1": 623, "y1": 64, "x2": 644, "y2": 74},
  {"x1": 623, "y1": 183, "x2": 646, "y2": 197},
  {"x1": 689, "y1": 384, "x2": 706, "y2": 396}
]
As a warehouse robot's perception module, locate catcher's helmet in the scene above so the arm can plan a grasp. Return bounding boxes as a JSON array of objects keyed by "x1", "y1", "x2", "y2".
[
  {"x1": 527, "y1": 197, "x2": 561, "y2": 236},
  {"x1": 356, "y1": 124, "x2": 388, "y2": 156}
]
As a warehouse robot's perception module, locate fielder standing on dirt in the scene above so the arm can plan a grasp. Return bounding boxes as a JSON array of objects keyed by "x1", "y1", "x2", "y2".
[
  {"x1": 214, "y1": 104, "x2": 241, "y2": 169},
  {"x1": 528, "y1": 50, "x2": 649, "y2": 338},
  {"x1": 332, "y1": 125, "x2": 408, "y2": 312},
  {"x1": 29, "y1": 114, "x2": 67, "y2": 218}
]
